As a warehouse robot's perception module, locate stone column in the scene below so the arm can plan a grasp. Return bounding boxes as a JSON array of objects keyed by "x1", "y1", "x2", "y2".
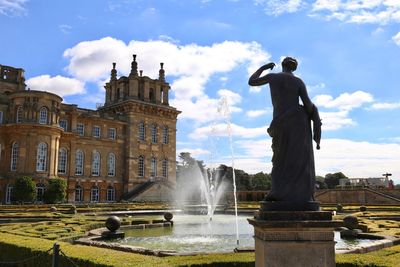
[{"x1": 248, "y1": 210, "x2": 341, "y2": 267}]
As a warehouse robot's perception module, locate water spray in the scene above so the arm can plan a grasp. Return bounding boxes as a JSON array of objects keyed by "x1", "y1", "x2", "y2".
[{"x1": 218, "y1": 96, "x2": 240, "y2": 246}]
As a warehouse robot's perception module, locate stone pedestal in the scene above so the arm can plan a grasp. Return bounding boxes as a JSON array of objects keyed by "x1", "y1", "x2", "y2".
[{"x1": 248, "y1": 209, "x2": 341, "y2": 267}]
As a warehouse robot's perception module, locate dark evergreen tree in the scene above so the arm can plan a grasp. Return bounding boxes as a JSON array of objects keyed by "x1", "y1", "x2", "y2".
[
  {"x1": 13, "y1": 176, "x2": 36, "y2": 203},
  {"x1": 315, "y1": 175, "x2": 327, "y2": 189},
  {"x1": 44, "y1": 178, "x2": 67, "y2": 204},
  {"x1": 325, "y1": 172, "x2": 347, "y2": 189},
  {"x1": 251, "y1": 172, "x2": 272, "y2": 190}
]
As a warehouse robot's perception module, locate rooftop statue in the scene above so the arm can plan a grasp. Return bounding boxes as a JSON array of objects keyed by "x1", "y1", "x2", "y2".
[{"x1": 249, "y1": 57, "x2": 321, "y2": 210}]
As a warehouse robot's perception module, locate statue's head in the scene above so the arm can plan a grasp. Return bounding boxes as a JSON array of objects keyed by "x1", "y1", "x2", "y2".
[{"x1": 281, "y1": 57, "x2": 298, "y2": 72}]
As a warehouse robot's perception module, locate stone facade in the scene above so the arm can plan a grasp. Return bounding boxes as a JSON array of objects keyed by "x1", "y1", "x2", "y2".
[{"x1": 0, "y1": 56, "x2": 180, "y2": 203}]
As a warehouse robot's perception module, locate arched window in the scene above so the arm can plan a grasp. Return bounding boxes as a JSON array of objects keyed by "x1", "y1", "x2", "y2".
[
  {"x1": 39, "y1": 107, "x2": 48, "y2": 124},
  {"x1": 162, "y1": 126, "x2": 169, "y2": 144},
  {"x1": 160, "y1": 88, "x2": 164, "y2": 103},
  {"x1": 91, "y1": 151, "x2": 100, "y2": 176},
  {"x1": 106, "y1": 186, "x2": 115, "y2": 202},
  {"x1": 151, "y1": 124, "x2": 157, "y2": 144},
  {"x1": 150, "y1": 157, "x2": 157, "y2": 177},
  {"x1": 107, "y1": 153, "x2": 115, "y2": 176},
  {"x1": 75, "y1": 185, "x2": 83, "y2": 202},
  {"x1": 6, "y1": 184, "x2": 14, "y2": 204},
  {"x1": 138, "y1": 122, "x2": 145, "y2": 141},
  {"x1": 36, "y1": 183, "x2": 45, "y2": 202},
  {"x1": 16, "y1": 106, "x2": 23, "y2": 123},
  {"x1": 138, "y1": 156, "x2": 145, "y2": 177},
  {"x1": 10, "y1": 142, "x2": 18, "y2": 171},
  {"x1": 36, "y1": 142, "x2": 47, "y2": 171},
  {"x1": 90, "y1": 186, "x2": 99, "y2": 202},
  {"x1": 75, "y1": 150, "x2": 84, "y2": 175},
  {"x1": 162, "y1": 159, "x2": 168, "y2": 179},
  {"x1": 58, "y1": 148, "x2": 67, "y2": 174}
]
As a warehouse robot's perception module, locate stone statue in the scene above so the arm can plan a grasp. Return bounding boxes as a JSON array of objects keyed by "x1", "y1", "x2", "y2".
[{"x1": 249, "y1": 57, "x2": 321, "y2": 210}]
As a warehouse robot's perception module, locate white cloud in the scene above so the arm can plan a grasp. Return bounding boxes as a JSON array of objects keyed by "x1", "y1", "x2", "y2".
[
  {"x1": 249, "y1": 86, "x2": 262, "y2": 93},
  {"x1": 226, "y1": 138, "x2": 400, "y2": 183},
  {"x1": 237, "y1": 138, "x2": 272, "y2": 158},
  {"x1": 311, "y1": 0, "x2": 400, "y2": 25},
  {"x1": 0, "y1": 0, "x2": 27, "y2": 16},
  {"x1": 313, "y1": 90, "x2": 374, "y2": 111},
  {"x1": 369, "y1": 101, "x2": 400, "y2": 110},
  {"x1": 26, "y1": 75, "x2": 85, "y2": 97},
  {"x1": 319, "y1": 110, "x2": 355, "y2": 130},
  {"x1": 392, "y1": 31, "x2": 400, "y2": 45},
  {"x1": 307, "y1": 82, "x2": 326, "y2": 93},
  {"x1": 189, "y1": 123, "x2": 268, "y2": 139},
  {"x1": 63, "y1": 37, "x2": 269, "y2": 122},
  {"x1": 255, "y1": 0, "x2": 303, "y2": 16},
  {"x1": 315, "y1": 138, "x2": 400, "y2": 182},
  {"x1": 246, "y1": 109, "x2": 271, "y2": 118},
  {"x1": 59, "y1": 24, "x2": 72, "y2": 34}
]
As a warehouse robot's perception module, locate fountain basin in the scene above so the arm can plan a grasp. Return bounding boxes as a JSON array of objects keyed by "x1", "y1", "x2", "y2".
[{"x1": 75, "y1": 214, "x2": 394, "y2": 256}]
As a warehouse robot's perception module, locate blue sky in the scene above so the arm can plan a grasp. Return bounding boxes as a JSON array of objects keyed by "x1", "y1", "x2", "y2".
[{"x1": 1, "y1": 0, "x2": 400, "y2": 183}]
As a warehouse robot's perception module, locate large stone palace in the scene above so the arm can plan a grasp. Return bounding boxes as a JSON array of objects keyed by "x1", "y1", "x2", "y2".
[{"x1": 0, "y1": 55, "x2": 180, "y2": 203}]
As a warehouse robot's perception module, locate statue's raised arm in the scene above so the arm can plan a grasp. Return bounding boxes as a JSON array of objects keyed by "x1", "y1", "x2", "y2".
[{"x1": 248, "y1": 62, "x2": 276, "y2": 86}]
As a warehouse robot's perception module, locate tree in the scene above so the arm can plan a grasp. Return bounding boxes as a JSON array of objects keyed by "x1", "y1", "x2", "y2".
[
  {"x1": 13, "y1": 176, "x2": 36, "y2": 203},
  {"x1": 325, "y1": 172, "x2": 347, "y2": 189},
  {"x1": 315, "y1": 175, "x2": 327, "y2": 189},
  {"x1": 251, "y1": 172, "x2": 272, "y2": 190},
  {"x1": 44, "y1": 178, "x2": 67, "y2": 204}
]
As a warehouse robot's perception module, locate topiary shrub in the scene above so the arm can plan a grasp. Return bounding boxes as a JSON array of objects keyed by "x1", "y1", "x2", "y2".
[
  {"x1": 43, "y1": 178, "x2": 67, "y2": 204},
  {"x1": 336, "y1": 204, "x2": 343, "y2": 212},
  {"x1": 343, "y1": 215, "x2": 359, "y2": 230},
  {"x1": 14, "y1": 176, "x2": 36, "y2": 203}
]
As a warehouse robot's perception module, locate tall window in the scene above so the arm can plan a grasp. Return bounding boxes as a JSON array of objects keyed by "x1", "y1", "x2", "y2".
[
  {"x1": 10, "y1": 142, "x2": 18, "y2": 171},
  {"x1": 59, "y1": 119, "x2": 68, "y2": 131},
  {"x1": 58, "y1": 148, "x2": 67, "y2": 174},
  {"x1": 75, "y1": 185, "x2": 83, "y2": 202},
  {"x1": 6, "y1": 185, "x2": 13, "y2": 204},
  {"x1": 75, "y1": 150, "x2": 84, "y2": 175},
  {"x1": 92, "y1": 126, "x2": 101, "y2": 138},
  {"x1": 138, "y1": 122, "x2": 145, "y2": 141},
  {"x1": 91, "y1": 151, "x2": 100, "y2": 176},
  {"x1": 151, "y1": 124, "x2": 157, "y2": 144},
  {"x1": 39, "y1": 107, "x2": 48, "y2": 124},
  {"x1": 106, "y1": 186, "x2": 115, "y2": 202},
  {"x1": 36, "y1": 183, "x2": 45, "y2": 202},
  {"x1": 108, "y1": 128, "x2": 116, "y2": 140},
  {"x1": 162, "y1": 126, "x2": 169, "y2": 144},
  {"x1": 138, "y1": 156, "x2": 144, "y2": 177},
  {"x1": 90, "y1": 186, "x2": 99, "y2": 202},
  {"x1": 149, "y1": 88, "x2": 155, "y2": 102},
  {"x1": 162, "y1": 159, "x2": 168, "y2": 179},
  {"x1": 77, "y1": 123, "x2": 84, "y2": 136},
  {"x1": 150, "y1": 157, "x2": 157, "y2": 177},
  {"x1": 0, "y1": 111, "x2": 3, "y2": 124},
  {"x1": 107, "y1": 153, "x2": 115, "y2": 176},
  {"x1": 36, "y1": 142, "x2": 47, "y2": 171},
  {"x1": 16, "y1": 106, "x2": 23, "y2": 123}
]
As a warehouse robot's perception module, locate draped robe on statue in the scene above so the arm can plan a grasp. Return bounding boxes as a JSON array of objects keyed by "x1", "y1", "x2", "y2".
[{"x1": 266, "y1": 104, "x2": 315, "y2": 203}]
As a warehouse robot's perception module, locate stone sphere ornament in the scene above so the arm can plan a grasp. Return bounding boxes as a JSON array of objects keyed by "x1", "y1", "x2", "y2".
[
  {"x1": 164, "y1": 212, "x2": 173, "y2": 222},
  {"x1": 105, "y1": 216, "x2": 121, "y2": 232}
]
